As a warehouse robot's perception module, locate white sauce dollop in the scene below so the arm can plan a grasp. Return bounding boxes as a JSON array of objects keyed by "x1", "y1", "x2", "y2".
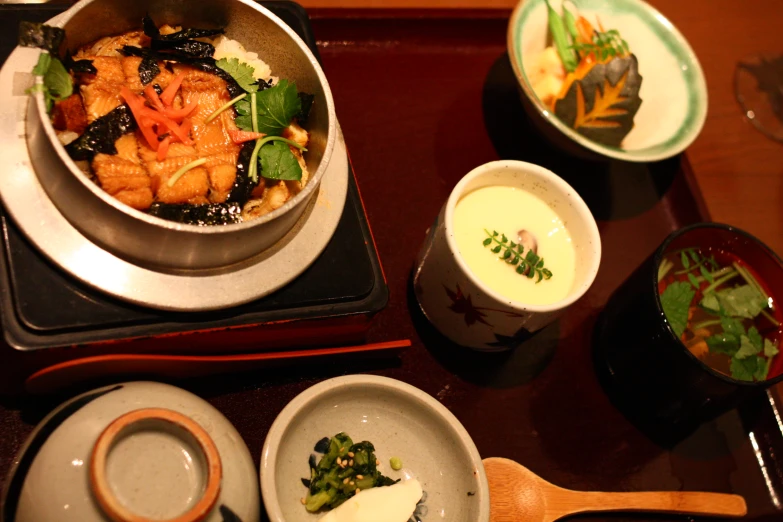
[{"x1": 317, "y1": 479, "x2": 423, "y2": 522}]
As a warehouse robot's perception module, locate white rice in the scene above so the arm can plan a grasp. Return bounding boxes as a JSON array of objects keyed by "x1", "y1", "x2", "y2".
[{"x1": 211, "y1": 35, "x2": 277, "y2": 84}]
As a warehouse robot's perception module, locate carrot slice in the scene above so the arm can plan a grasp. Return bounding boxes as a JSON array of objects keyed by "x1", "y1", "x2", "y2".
[
  {"x1": 160, "y1": 73, "x2": 185, "y2": 107},
  {"x1": 120, "y1": 87, "x2": 158, "y2": 150},
  {"x1": 229, "y1": 129, "x2": 265, "y2": 144},
  {"x1": 162, "y1": 99, "x2": 199, "y2": 120},
  {"x1": 144, "y1": 84, "x2": 166, "y2": 112},
  {"x1": 157, "y1": 135, "x2": 171, "y2": 162},
  {"x1": 138, "y1": 109, "x2": 192, "y2": 145}
]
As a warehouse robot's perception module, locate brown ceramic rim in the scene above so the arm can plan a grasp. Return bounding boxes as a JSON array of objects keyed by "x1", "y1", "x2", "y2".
[
  {"x1": 652, "y1": 222, "x2": 783, "y2": 387},
  {"x1": 89, "y1": 408, "x2": 222, "y2": 522}
]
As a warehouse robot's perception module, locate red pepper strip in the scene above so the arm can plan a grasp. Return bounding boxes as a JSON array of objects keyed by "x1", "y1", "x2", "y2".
[
  {"x1": 229, "y1": 129, "x2": 266, "y2": 144},
  {"x1": 162, "y1": 99, "x2": 199, "y2": 120},
  {"x1": 157, "y1": 135, "x2": 172, "y2": 162},
  {"x1": 144, "y1": 84, "x2": 166, "y2": 112},
  {"x1": 120, "y1": 87, "x2": 159, "y2": 151},
  {"x1": 160, "y1": 73, "x2": 186, "y2": 107},
  {"x1": 139, "y1": 107, "x2": 192, "y2": 145}
]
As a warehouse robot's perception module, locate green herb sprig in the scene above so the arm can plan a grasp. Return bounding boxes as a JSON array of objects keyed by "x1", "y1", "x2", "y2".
[
  {"x1": 482, "y1": 230, "x2": 552, "y2": 283},
  {"x1": 571, "y1": 29, "x2": 629, "y2": 62}
]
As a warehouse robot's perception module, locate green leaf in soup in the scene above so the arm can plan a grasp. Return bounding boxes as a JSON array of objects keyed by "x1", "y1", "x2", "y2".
[
  {"x1": 252, "y1": 79, "x2": 301, "y2": 136},
  {"x1": 716, "y1": 285, "x2": 767, "y2": 319},
  {"x1": 687, "y1": 272, "x2": 700, "y2": 289},
  {"x1": 730, "y1": 355, "x2": 761, "y2": 382},
  {"x1": 765, "y1": 338, "x2": 780, "y2": 358},
  {"x1": 259, "y1": 140, "x2": 302, "y2": 181},
  {"x1": 681, "y1": 251, "x2": 690, "y2": 269},
  {"x1": 660, "y1": 281, "x2": 696, "y2": 339},
  {"x1": 720, "y1": 314, "x2": 746, "y2": 337},
  {"x1": 706, "y1": 333, "x2": 740, "y2": 357},
  {"x1": 700, "y1": 293, "x2": 720, "y2": 314},
  {"x1": 735, "y1": 335, "x2": 762, "y2": 360},
  {"x1": 747, "y1": 327, "x2": 763, "y2": 351}
]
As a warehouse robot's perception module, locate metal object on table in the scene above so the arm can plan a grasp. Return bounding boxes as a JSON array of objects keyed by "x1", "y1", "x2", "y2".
[{"x1": 19, "y1": 0, "x2": 337, "y2": 270}]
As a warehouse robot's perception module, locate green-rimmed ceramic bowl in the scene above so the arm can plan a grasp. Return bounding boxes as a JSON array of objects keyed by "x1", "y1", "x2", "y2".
[{"x1": 508, "y1": 0, "x2": 708, "y2": 162}]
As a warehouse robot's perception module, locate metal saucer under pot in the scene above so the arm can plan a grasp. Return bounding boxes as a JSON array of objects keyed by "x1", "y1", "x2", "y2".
[{"x1": 26, "y1": 0, "x2": 336, "y2": 270}]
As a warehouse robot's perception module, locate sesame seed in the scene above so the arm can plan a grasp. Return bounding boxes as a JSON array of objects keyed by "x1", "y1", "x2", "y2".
[
  {"x1": 300, "y1": 498, "x2": 306, "y2": 505},
  {"x1": 349, "y1": 459, "x2": 354, "y2": 466},
  {"x1": 350, "y1": 481, "x2": 355, "y2": 486},
  {"x1": 340, "y1": 447, "x2": 344, "y2": 452},
  {"x1": 356, "y1": 488, "x2": 361, "y2": 493},
  {"x1": 336, "y1": 457, "x2": 342, "y2": 466},
  {"x1": 343, "y1": 477, "x2": 350, "y2": 484},
  {"x1": 376, "y1": 459, "x2": 380, "y2": 465},
  {"x1": 348, "y1": 452, "x2": 355, "y2": 457},
  {"x1": 356, "y1": 474, "x2": 363, "y2": 480}
]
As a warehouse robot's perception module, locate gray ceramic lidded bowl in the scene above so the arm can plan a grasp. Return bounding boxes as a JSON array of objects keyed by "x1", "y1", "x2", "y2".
[
  {"x1": 27, "y1": 0, "x2": 336, "y2": 269},
  {"x1": 1, "y1": 381, "x2": 260, "y2": 522},
  {"x1": 260, "y1": 374, "x2": 491, "y2": 522}
]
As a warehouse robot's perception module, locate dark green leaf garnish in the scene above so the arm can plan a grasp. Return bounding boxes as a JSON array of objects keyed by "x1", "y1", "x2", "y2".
[
  {"x1": 482, "y1": 229, "x2": 553, "y2": 282},
  {"x1": 304, "y1": 433, "x2": 400, "y2": 513},
  {"x1": 235, "y1": 79, "x2": 302, "y2": 135},
  {"x1": 216, "y1": 58, "x2": 258, "y2": 93}
]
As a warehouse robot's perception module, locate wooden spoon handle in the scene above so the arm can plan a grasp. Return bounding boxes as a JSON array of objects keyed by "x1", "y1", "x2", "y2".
[{"x1": 560, "y1": 490, "x2": 747, "y2": 518}]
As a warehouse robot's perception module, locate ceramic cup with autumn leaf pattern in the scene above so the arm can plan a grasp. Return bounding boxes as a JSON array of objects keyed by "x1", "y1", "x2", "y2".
[{"x1": 413, "y1": 161, "x2": 601, "y2": 351}]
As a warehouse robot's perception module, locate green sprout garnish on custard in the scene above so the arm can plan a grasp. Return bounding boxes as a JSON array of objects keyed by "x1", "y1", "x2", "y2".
[{"x1": 482, "y1": 229, "x2": 553, "y2": 283}]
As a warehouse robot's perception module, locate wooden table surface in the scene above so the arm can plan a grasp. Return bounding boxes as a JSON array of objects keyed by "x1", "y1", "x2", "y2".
[{"x1": 299, "y1": 0, "x2": 783, "y2": 256}]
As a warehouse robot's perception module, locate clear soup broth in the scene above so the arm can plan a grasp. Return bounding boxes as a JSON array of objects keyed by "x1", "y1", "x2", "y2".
[{"x1": 658, "y1": 247, "x2": 782, "y2": 382}]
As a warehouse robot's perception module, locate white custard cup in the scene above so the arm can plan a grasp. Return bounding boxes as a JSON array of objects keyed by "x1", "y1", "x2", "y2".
[{"x1": 413, "y1": 161, "x2": 601, "y2": 351}]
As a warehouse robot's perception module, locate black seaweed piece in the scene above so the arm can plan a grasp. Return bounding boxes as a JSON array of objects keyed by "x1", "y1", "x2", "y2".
[
  {"x1": 301, "y1": 478, "x2": 311, "y2": 488},
  {"x1": 142, "y1": 13, "x2": 224, "y2": 41},
  {"x1": 142, "y1": 14, "x2": 161, "y2": 38},
  {"x1": 255, "y1": 78, "x2": 274, "y2": 91},
  {"x1": 153, "y1": 84, "x2": 163, "y2": 95},
  {"x1": 65, "y1": 105, "x2": 136, "y2": 160},
  {"x1": 159, "y1": 27, "x2": 225, "y2": 41},
  {"x1": 18, "y1": 22, "x2": 65, "y2": 53},
  {"x1": 225, "y1": 141, "x2": 259, "y2": 206},
  {"x1": 148, "y1": 202, "x2": 242, "y2": 226},
  {"x1": 138, "y1": 57, "x2": 160, "y2": 86},
  {"x1": 150, "y1": 39, "x2": 215, "y2": 59},
  {"x1": 314, "y1": 437, "x2": 331, "y2": 453},
  {"x1": 120, "y1": 46, "x2": 244, "y2": 98},
  {"x1": 376, "y1": 476, "x2": 401, "y2": 487},
  {"x1": 295, "y1": 92, "x2": 315, "y2": 126},
  {"x1": 63, "y1": 52, "x2": 97, "y2": 74}
]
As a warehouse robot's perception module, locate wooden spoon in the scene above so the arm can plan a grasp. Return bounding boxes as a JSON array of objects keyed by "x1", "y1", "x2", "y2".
[{"x1": 484, "y1": 458, "x2": 747, "y2": 522}]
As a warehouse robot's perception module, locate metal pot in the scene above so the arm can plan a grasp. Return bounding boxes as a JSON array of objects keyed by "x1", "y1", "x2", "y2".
[{"x1": 27, "y1": 0, "x2": 336, "y2": 270}]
